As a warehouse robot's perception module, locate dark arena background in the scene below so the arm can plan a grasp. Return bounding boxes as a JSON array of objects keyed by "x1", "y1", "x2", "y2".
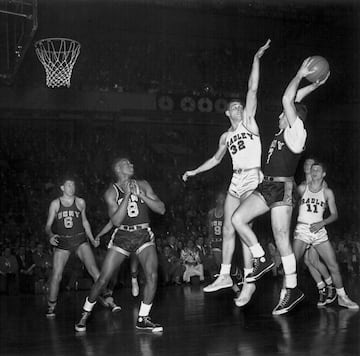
[{"x1": 0, "y1": 1, "x2": 359, "y2": 355}]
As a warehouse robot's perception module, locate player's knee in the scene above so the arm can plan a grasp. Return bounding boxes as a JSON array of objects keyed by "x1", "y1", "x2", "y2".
[{"x1": 230, "y1": 211, "x2": 243, "y2": 229}]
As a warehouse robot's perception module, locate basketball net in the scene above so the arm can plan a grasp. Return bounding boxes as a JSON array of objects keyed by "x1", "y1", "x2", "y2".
[{"x1": 35, "y1": 38, "x2": 81, "y2": 88}]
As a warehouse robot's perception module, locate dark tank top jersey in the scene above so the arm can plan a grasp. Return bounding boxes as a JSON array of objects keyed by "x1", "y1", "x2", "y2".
[
  {"x1": 264, "y1": 130, "x2": 301, "y2": 177},
  {"x1": 113, "y1": 183, "x2": 150, "y2": 226},
  {"x1": 54, "y1": 199, "x2": 85, "y2": 236}
]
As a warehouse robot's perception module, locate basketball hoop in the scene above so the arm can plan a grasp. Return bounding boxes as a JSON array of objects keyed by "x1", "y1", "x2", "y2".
[{"x1": 35, "y1": 38, "x2": 81, "y2": 88}]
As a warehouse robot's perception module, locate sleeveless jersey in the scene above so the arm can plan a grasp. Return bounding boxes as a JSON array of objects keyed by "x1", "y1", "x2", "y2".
[
  {"x1": 297, "y1": 185, "x2": 327, "y2": 224},
  {"x1": 54, "y1": 199, "x2": 84, "y2": 236},
  {"x1": 113, "y1": 183, "x2": 150, "y2": 226},
  {"x1": 226, "y1": 122, "x2": 261, "y2": 170},
  {"x1": 264, "y1": 129, "x2": 301, "y2": 177},
  {"x1": 208, "y1": 208, "x2": 224, "y2": 249}
]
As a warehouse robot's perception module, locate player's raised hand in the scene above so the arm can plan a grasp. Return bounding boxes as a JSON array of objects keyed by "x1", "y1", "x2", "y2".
[
  {"x1": 297, "y1": 57, "x2": 316, "y2": 78},
  {"x1": 255, "y1": 39, "x2": 271, "y2": 59},
  {"x1": 129, "y1": 179, "x2": 140, "y2": 195}
]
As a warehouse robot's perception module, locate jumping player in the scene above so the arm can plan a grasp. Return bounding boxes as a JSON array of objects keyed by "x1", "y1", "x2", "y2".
[
  {"x1": 182, "y1": 40, "x2": 270, "y2": 307},
  {"x1": 293, "y1": 161, "x2": 358, "y2": 309},
  {"x1": 45, "y1": 176, "x2": 120, "y2": 318},
  {"x1": 231, "y1": 57, "x2": 329, "y2": 315},
  {"x1": 75, "y1": 158, "x2": 165, "y2": 332}
]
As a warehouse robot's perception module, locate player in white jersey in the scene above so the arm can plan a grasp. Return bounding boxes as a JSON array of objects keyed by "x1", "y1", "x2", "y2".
[
  {"x1": 293, "y1": 161, "x2": 358, "y2": 309},
  {"x1": 183, "y1": 39, "x2": 270, "y2": 305},
  {"x1": 299, "y1": 158, "x2": 338, "y2": 306}
]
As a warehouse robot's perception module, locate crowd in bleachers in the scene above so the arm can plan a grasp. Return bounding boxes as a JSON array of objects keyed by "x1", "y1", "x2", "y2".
[{"x1": 0, "y1": 118, "x2": 359, "y2": 295}]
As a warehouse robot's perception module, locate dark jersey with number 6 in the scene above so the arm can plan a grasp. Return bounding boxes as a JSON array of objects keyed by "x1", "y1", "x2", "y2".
[{"x1": 54, "y1": 199, "x2": 84, "y2": 236}]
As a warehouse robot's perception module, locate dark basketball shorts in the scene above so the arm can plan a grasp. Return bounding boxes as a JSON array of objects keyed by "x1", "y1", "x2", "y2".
[
  {"x1": 253, "y1": 180, "x2": 297, "y2": 208},
  {"x1": 108, "y1": 228, "x2": 155, "y2": 257},
  {"x1": 56, "y1": 232, "x2": 88, "y2": 251}
]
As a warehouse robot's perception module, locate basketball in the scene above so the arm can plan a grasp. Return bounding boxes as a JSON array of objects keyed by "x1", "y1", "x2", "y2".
[{"x1": 305, "y1": 56, "x2": 330, "y2": 83}]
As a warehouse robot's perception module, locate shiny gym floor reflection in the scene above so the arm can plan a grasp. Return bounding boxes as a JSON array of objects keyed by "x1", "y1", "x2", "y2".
[{"x1": 1, "y1": 275, "x2": 359, "y2": 356}]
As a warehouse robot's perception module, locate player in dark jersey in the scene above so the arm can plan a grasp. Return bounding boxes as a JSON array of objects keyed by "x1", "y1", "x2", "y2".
[
  {"x1": 231, "y1": 58, "x2": 329, "y2": 315},
  {"x1": 45, "y1": 176, "x2": 120, "y2": 318},
  {"x1": 207, "y1": 192, "x2": 226, "y2": 268},
  {"x1": 75, "y1": 158, "x2": 165, "y2": 333}
]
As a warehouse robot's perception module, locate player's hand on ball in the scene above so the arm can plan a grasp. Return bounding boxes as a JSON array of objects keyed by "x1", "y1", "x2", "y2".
[
  {"x1": 49, "y1": 234, "x2": 59, "y2": 246},
  {"x1": 298, "y1": 57, "x2": 316, "y2": 78}
]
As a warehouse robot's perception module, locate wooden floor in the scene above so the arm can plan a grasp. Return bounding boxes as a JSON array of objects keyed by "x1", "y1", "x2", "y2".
[{"x1": 1, "y1": 274, "x2": 359, "y2": 356}]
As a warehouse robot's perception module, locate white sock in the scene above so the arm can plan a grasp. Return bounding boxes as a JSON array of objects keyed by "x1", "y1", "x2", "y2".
[
  {"x1": 282, "y1": 254, "x2": 297, "y2": 288},
  {"x1": 138, "y1": 302, "x2": 152, "y2": 317},
  {"x1": 336, "y1": 288, "x2": 346, "y2": 297},
  {"x1": 219, "y1": 264, "x2": 231, "y2": 275},
  {"x1": 325, "y1": 277, "x2": 333, "y2": 285},
  {"x1": 317, "y1": 281, "x2": 326, "y2": 290},
  {"x1": 249, "y1": 243, "x2": 265, "y2": 258},
  {"x1": 84, "y1": 297, "x2": 96, "y2": 312}
]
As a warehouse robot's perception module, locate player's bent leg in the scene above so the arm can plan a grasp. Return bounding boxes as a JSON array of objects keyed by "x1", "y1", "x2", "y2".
[
  {"x1": 304, "y1": 247, "x2": 330, "y2": 307},
  {"x1": 234, "y1": 242, "x2": 256, "y2": 307},
  {"x1": 75, "y1": 250, "x2": 126, "y2": 332},
  {"x1": 314, "y1": 241, "x2": 342, "y2": 289},
  {"x1": 47, "y1": 249, "x2": 71, "y2": 318},
  {"x1": 77, "y1": 243, "x2": 100, "y2": 281},
  {"x1": 271, "y1": 206, "x2": 304, "y2": 315},
  {"x1": 314, "y1": 242, "x2": 358, "y2": 309},
  {"x1": 136, "y1": 245, "x2": 163, "y2": 332},
  {"x1": 232, "y1": 195, "x2": 273, "y2": 283}
]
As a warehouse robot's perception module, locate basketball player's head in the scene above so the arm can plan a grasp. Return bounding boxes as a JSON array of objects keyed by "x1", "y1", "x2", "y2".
[
  {"x1": 225, "y1": 99, "x2": 244, "y2": 122},
  {"x1": 59, "y1": 175, "x2": 76, "y2": 197},
  {"x1": 303, "y1": 157, "x2": 317, "y2": 174},
  {"x1": 112, "y1": 157, "x2": 134, "y2": 179},
  {"x1": 310, "y1": 161, "x2": 327, "y2": 180}
]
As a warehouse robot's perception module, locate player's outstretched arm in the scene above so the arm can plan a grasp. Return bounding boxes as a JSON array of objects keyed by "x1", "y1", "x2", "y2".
[
  {"x1": 282, "y1": 57, "x2": 315, "y2": 127},
  {"x1": 245, "y1": 39, "x2": 271, "y2": 122},
  {"x1": 182, "y1": 132, "x2": 227, "y2": 182}
]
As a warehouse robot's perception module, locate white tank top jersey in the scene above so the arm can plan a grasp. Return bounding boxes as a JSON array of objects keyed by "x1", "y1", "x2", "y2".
[
  {"x1": 298, "y1": 185, "x2": 327, "y2": 224},
  {"x1": 226, "y1": 122, "x2": 261, "y2": 170}
]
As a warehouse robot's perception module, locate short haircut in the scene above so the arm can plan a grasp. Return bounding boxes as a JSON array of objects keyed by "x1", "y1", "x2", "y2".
[
  {"x1": 311, "y1": 161, "x2": 327, "y2": 173},
  {"x1": 226, "y1": 98, "x2": 244, "y2": 111},
  {"x1": 58, "y1": 174, "x2": 76, "y2": 187},
  {"x1": 294, "y1": 102, "x2": 308, "y2": 122}
]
